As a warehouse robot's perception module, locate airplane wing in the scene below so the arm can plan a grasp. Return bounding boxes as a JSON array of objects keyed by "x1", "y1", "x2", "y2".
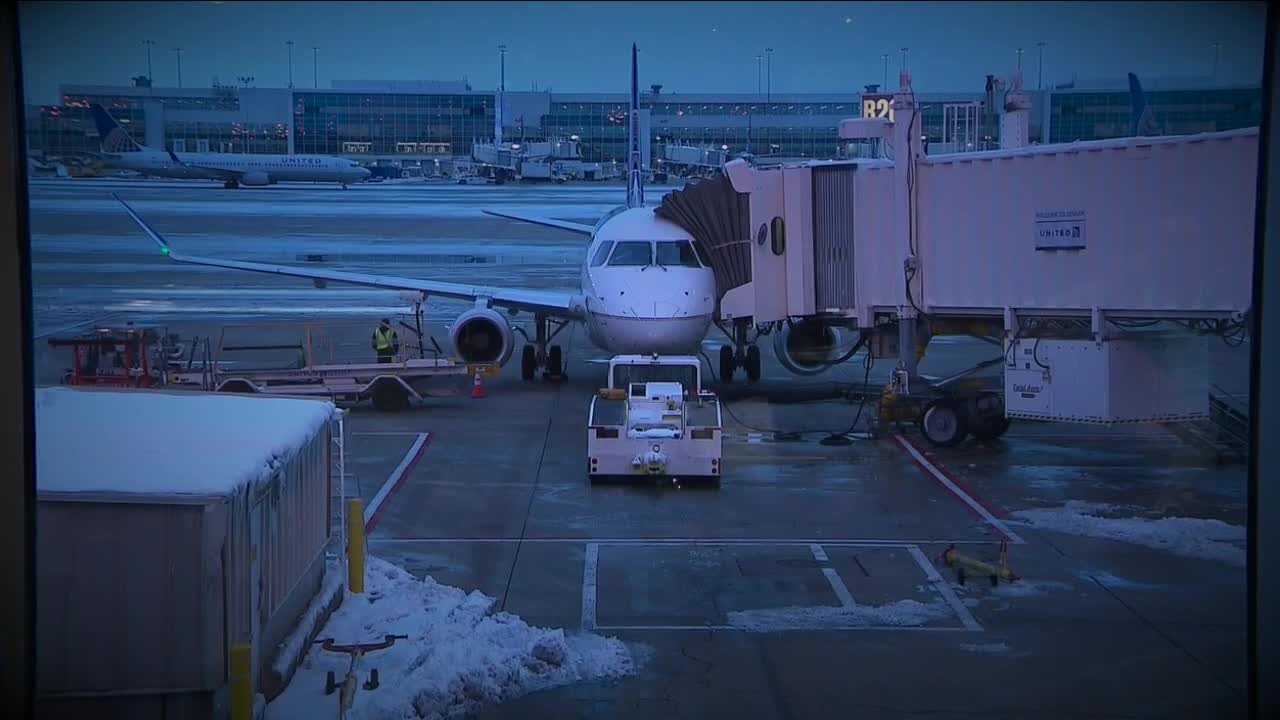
[
  {"x1": 114, "y1": 195, "x2": 585, "y2": 317},
  {"x1": 482, "y1": 209, "x2": 596, "y2": 235}
]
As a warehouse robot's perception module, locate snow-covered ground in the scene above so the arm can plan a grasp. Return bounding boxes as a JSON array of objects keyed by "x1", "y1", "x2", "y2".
[
  {"x1": 35, "y1": 387, "x2": 335, "y2": 496},
  {"x1": 266, "y1": 557, "x2": 639, "y2": 720},
  {"x1": 1010, "y1": 501, "x2": 1246, "y2": 567},
  {"x1": 727, "y1": 599, "x2": 953, "y2": 631}
]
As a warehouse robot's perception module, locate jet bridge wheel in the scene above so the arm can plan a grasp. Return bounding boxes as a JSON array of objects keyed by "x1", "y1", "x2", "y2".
[
  {"x1": 918, "y1": 398, "x2": 969, "y2": 448},
  {"x1": 967, "y1": 392, "x2": 1012, "y2": 442}
]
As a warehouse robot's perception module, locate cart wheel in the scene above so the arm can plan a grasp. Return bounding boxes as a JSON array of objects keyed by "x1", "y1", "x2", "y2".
[
  {"x1": 956, "y1": 566, "x2": 967, "y2": 586},
  {"x1": 744, "y1": 345, "x2": 762, "y2": 383},
  {"x1": 521, "y1": 345, "x2": 537, "y2": 381},
  {"x1": 919, "y1": 399, "x2": 969, "y2": 448},
  {"x1": 968, "y1": 392, "x2": 1012, "y2": 441},
  {"x1": 325, "y1": 670, "x2": 337, "y2": 695},
  {"x1": 364, "y1": 668, "x2": 380, "y2": 691},
  {"x1": 371, "y1": 382, "x2": 410, "y2": 412},
  {"x1": 719, "y1": 346, "x2": 735, "y2": 384}
]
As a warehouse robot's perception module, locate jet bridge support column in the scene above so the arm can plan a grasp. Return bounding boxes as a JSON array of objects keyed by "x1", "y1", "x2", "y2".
[{"x1": 892, "y1": 68, "x2": 924, "y2": 383}]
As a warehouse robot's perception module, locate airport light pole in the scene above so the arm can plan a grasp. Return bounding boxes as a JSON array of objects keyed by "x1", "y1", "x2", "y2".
[
  {"x1": 173, "y1": 47, "x2": 182, "y2": 88},
  {"x1": 286, "y1": 40, "x2": 294, "y2": 88},
  {"x1": 1036, "y1": 41, "x2": 1045, "y2": 90},
  {"x1": 900, "y1": 47, "x2": 908, "y2": 71},
  {"x1": 1016, "y1": 47, "x2": 1024, "y2": 70},
  {"x1": 765, "y1": 47, "x2": 773, "y2": 107},
  {"x1": 881, "y1": 53, "x2": 889, "y2": 88},
  {"x1": 312, "y1": 46, "x2": 319, "y2": 88},
  {"x1": 755, "y1": 54, "x2": 762, "y2": 96},
  {"x1": 142, "y1": 39, "x2": 155, "y2": 87},
  {"x1": 1212, "y1": 42, "x2": 1221, "y2": 85}
]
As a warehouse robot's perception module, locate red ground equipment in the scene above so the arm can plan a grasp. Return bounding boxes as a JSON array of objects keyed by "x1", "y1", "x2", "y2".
[{"x1": 48, "y1": 325, "x2": 180, "y2": 388}]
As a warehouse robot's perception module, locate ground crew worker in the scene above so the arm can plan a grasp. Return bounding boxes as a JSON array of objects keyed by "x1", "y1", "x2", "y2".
[{"x1": 372, "y1": 318, "x2": 400, "y2": 363}]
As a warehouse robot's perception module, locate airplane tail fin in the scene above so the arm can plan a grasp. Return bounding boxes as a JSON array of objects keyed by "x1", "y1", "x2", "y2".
[
  {"x1": 90, "y1": 104, "x2": 145, "y2": 153},
  {"x1": 1128, "y1": 73, "x2": 1163, "y2": 137},
  {"x1": 626, "y1": 43, "x2": 645, "y2": 208}
]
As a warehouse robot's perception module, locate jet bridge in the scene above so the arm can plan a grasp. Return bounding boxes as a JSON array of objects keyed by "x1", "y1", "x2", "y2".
[{"x1": 716, "y1": 70, "x2": 1258, "y2": 440}]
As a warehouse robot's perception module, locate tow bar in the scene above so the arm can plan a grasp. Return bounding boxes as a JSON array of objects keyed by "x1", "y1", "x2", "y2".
[{"x1": 314, "y1": 634, "x2": 407, "y2": 718}]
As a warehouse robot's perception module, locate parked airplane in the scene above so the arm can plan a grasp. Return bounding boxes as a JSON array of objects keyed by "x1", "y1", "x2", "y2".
[
  {"x1": 89, "y1": 104, "x2": 370, "y2": 188},
  {"x1": 113, "y1": 45, "x2": 749, "y2": 382}
]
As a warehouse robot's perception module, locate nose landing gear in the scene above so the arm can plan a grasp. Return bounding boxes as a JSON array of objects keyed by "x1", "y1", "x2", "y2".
[{"x1": 716, "y1": 319, "x2": 762, "y2": 383}]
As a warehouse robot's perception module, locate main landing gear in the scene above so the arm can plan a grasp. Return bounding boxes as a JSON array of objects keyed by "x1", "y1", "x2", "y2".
[
  {"x1": 223, "y1": 178, "x2": 240, "y2": 189},
  {"x1": 517, "y1": 313, "x2": 569, "y2": 382},
  {"x1": 716, "y1": 319, "x2": 762, "y2": 383}
]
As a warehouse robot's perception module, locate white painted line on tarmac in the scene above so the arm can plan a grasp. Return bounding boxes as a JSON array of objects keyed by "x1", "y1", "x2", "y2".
[
  {"x1": 811, "y1": 544, "x2": 856, "y2": 608},
  {"x1": 364, "y1": 432, "x2": 429, "y2": 531},
  {"x1": 351, "y1": 431, "x2": 434, "y2": 436},
  {"x1": 591, "y1": 624, "x2": 974, "y2": 633},
  {"x1": 908, "y1": 545, "x2": 982, "y2": 632},
  {"x1": 581, "y1": 543, "x2": 599, "y2": 631},
  {"x1": 369, "y1": 537, "x2": 1007, "y2": 546},
  {"x1": 894, "y1": 434, "x2": 1026, "y2": 545}
]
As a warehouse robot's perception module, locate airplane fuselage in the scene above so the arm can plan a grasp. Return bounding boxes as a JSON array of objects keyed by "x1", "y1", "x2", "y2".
[
  {"x1": 103, "y1": 149, "x2": 370, "y2": 185},
  {"x1": 577, "y1": 206, "x2": 717, "y2": 355}
]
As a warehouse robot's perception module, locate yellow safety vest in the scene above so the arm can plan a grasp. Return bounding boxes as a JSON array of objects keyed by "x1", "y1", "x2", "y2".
[{"x1": 374, "y1": 327, "x2": 394, "y2": 352}]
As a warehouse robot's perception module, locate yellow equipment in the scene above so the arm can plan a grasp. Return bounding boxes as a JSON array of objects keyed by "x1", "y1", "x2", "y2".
[{"x1": 941, "y1": 540, "x2": 1020, "y2": 587}]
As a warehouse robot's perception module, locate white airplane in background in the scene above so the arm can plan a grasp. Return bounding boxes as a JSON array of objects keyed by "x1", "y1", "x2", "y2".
[
  {"x1": 90, "y1": 104, "x2": 370, "y2": 189},
  {"x1": 114, "y1": 45, "x2": 725, "y2": 382}
]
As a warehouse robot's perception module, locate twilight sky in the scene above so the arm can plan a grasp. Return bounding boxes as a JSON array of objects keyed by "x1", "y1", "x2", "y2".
[{"x1": 17, "y1": 1, "x2": 1267, "y2": 105}]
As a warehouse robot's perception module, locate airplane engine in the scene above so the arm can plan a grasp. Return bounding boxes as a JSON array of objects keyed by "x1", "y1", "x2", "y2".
[
  {"x1": 240, "y1": 171, "x2": 271, "y2": 187},
  {"x1": 773, "y1": 318, "x2": 847, "y2": 376},
  {"x1": 450, "y1": 308, "x2": 514, "y2": 366}
]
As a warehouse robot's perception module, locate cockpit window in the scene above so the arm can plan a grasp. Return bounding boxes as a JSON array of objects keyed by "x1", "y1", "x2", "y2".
[
  {"x1": 656, "y1": 241, "x2": 703, "y2": 268},
  {"x1": 606, "y1": 241, "x2": 652, "y2": 266},
  {"x1": 590, "y1": 241, "x2": 614, "y2": 267}
]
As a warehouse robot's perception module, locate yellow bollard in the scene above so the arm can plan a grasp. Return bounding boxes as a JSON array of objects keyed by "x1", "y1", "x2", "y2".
[
  {"x1": 230, "y1": 644, "x2": 252, "y2": 720},
  {"x1": 346, "y1": 498, "x2": 365, "y2": 594}
]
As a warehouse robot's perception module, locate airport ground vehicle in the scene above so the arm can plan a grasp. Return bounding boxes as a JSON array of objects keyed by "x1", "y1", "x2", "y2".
[
  {"x1": 587, "y1": 355, "x2": 722, "y2": 482},
  {"x1": 48, "y1": 317, "x2": 493, "y2": 412},
  {"x1": 47, "y1": 325, "x2": 181, "y2": 388}
]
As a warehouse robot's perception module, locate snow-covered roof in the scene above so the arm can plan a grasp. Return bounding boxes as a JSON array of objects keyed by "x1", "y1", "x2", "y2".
[{"x1": 36, "y1": 387, "x2": 336, "y2": 498}]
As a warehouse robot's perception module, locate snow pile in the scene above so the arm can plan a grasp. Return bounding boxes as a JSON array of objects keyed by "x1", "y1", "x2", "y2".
[
  {"x1": 727, "y1": 599, "x2": 952, "y2": 632},
  {"x1": 36, "y1": 387, "x2": 336, "y2": 496},
  {"x1": 272, "y1": 559, "x2": 346, "y2": 677},
  {"x1": 268, "y1": 557, "x2": 636, "y2": 720},
  {"x1": 1010, "y1": 501, "x2": 1246, "y2": 567}
]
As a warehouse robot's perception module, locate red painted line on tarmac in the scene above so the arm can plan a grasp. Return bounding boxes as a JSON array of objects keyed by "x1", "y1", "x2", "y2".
[
  {"x1": 364, "y1": 433, "x2": 433, "y2": 535},
  {"x1": 894, "y1": 433, "x2": 1025, "y2": 544}
]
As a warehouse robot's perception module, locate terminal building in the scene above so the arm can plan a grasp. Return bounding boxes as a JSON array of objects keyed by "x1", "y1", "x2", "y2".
[{"x1": 25, "y1": 75, "x2": 1263, "y2": 172}]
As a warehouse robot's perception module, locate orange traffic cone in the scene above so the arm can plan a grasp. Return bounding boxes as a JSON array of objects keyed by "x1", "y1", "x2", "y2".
[{"x1": 471, "y1": 370, "x2": 486, "y2": 399}]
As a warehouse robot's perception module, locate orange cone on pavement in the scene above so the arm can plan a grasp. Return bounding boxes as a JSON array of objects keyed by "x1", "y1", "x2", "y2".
[{"x1": 471, "y1": 370, "x2": 486, "y2": 399}]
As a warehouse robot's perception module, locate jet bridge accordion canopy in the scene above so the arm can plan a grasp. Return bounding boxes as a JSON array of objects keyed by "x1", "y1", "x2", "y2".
[{"x1": 655, "y1": 175, "x2": 752, "y2": 302}]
